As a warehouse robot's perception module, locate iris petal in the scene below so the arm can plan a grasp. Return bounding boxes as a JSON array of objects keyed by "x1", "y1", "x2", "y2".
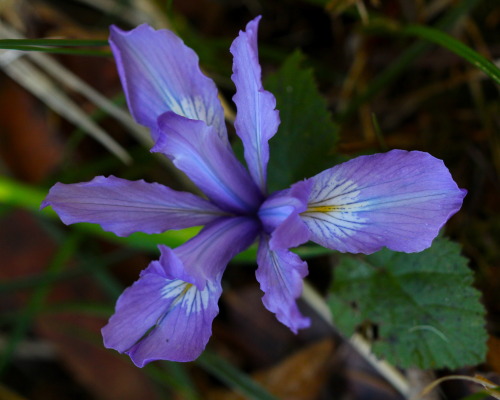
[
  {"x1": 102, "y1": 216, "x2": 259, "y2": 365},
  {"x1": 230, "y1": 16, "x2": 280, "y2": 192},
  {"x1": 154, "y1": 112, "x2": 262, "y2": 214},
  {"x1": 171, "y1": 216, "x2": 260, "y2": 288},
  {"x1": 102, "y1": 257, "x2": 222, "y2": 365},
  {"x1": 259, "y1": 180, "x2": 312, "y2": 250},
  {"x1": 109, "y1": 24, "x2": 227, "y2": 142},
  {"x1": 256, "y1": 235, "x2": 310, "y2": 333},
  {"x1": 301, "y1": 150, "x2": 467, "y2": 253},
  {"x1": 41, "y1": 175, "x2": 224, "y2": 236}
]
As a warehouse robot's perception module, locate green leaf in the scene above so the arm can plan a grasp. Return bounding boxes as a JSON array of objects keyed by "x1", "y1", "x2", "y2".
[
  {"x1": 328, "y1": 237, "x2": 487, "y2": 369},
  {"x1": 264, "y1": 51, "x2": 339, "y2": 192}
]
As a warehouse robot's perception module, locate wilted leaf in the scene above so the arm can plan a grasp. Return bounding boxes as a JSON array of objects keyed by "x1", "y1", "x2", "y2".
[{"x1": 328, "y1": 237, "x2": 487, "y2": 369}]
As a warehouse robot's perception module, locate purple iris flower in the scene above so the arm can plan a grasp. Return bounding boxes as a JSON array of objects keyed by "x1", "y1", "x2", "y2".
[{"x1": 41, "y1": 17, "x2": 466, "y2": 367}]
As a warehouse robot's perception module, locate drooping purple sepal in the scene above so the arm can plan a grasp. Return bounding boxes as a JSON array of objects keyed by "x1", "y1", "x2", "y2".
[
  {"x1": 41, "y1": 175, "x2": 224, "y2": 236},
  {"x1": 102, "y1": 257, "x2": 222, "y2": 366},
  {"x1": 102, "y1": 215, "x2": 260, "y2": 365},
  {"x1": 256, "y1": 235, "x2": 310, "y2": 333},
  {"x1": 153, "y1": 112, "x2": 262, "y2": 214},
  {"x1": 301, "y1": 150, "x2": 467, "y2": 253},
  {"x1": 109, "y1": 24, "x2": 227, "y2": 143},
  {"x1": 230, "y1": 16, "x2": 280, "y2": 192}
]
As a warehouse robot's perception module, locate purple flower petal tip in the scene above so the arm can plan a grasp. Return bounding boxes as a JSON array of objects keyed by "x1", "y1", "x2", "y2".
[
  {"x1": 109, "y1": 24, "x2": 227, "y2": 142},
  {"x1": 230, "y1": 16, "x2": 280, "y2": 191},
  {"x1": 256, "y1": 237, "x2": 310, "y2": 333},
  {"x1": 102, "y1": 257, "x2": 222, "y2": 365}
]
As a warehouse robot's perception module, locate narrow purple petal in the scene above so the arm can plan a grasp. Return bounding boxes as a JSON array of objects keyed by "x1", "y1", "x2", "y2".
[
  {"x1": 41, "y1": 175, "x2": 224, "y2": 236},
  {"x1": 300, "y1": 150, "x2": 467, "y2": 253},
  {"x1": 259, "y1": 180, "x2": 312, "y2": 250},
  {"x1": 153, "y1": 112, "x2": 262, "y2": 213},
  {"x1": 230, "y1": 16, "x2": 280, "y2": 192},
  {"x1": 256, "y1": 236, "x2": 310, "y2": 333},
  {"x1": 102, "y1": 257, "x2": 222, "y2": 365},
  {"x1": 109, "y1": 24, "x2": 227, "y2": 143},
  {"x1": 169, "y1": 216, "x2": 261, "y2": 288}
]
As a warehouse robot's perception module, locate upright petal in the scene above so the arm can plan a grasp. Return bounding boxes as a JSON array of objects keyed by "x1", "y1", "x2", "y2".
[
  {"x1": 256, "y1": 235, "x2": 310, "y2": 333},
  {"x1": 168, "y1": 216, "x2": 261, "y2": 288},
  {"x1": 41, "y1": 175, "x2": 224, "y2": 236},
  {"x1": 110, "y1": 24, "x2": 227, "y2": 143},
  {"x1": 102, "y1": 257, "x2": 222, "y2": 365},
  {"x1": 230, "y1": 16, "x2": 280, "y2": 192},
  {"x1": 154, "y1": 113, "x2": 262, "y2": 213},
  {"x1": 300, "y1": 150, "x2": 467, "y2": 254}
]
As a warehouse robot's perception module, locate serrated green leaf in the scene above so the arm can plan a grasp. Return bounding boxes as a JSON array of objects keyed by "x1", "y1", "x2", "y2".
[
  {"x1": 328, "y1": 237, "x2": 487, "y2": 369},
  {"x1": 264, "y1": 51, "x2": 339, "y2": 192}
]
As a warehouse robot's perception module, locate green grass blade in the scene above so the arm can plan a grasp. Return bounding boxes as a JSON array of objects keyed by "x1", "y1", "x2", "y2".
[
  {"x1": 0, "y1": 45, "x2": 110, "y2": 56},
  {"x1": 0, "y1": 39, "x2": 110, "y2": 56},
  {"x1": 400, "y1": 24, "x2": 500, "y2": 85},
  {"x1": 197, "y1": 350, "x2": 279, "y2": 400},
  {"x1": 336, "y1": 0, "x2": 482, "y2": 123}
]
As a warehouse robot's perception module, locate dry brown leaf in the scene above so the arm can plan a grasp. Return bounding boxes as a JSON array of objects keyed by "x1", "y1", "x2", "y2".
[
  {"x1": 487, "y1": 335, "x2": 500, "y2": 374},
  {"x1": 208, "y1": 339, "x2": 335, "y2": 400},
  {"x1": 0, "y1": 79, "x2": 63, "y2": 183}
]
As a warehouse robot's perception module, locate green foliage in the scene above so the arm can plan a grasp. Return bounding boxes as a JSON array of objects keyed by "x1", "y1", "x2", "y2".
[
  {"x1": 336, "y1": 0, "x2": 482, "y2": 122},
  {"x1": 264, "y1": 51, "x2": 339, "y2": 192},
  {"x1": 0, "y1": 39, "x2": 110, "y2": 56},
  {"x1": 197, "y1": 351, "x2": 279, "y2": 400},
  {"x1": 328, "y1": 237, "x2": 487, "y2": 369},
  {"x1": 400, "y1": 24, "x2": 500, "y2": 86}
]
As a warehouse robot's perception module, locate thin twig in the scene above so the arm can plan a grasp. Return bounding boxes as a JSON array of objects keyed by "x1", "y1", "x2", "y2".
[{"x1": 301, "y1": 281, "x2": 411, "y2": 397}]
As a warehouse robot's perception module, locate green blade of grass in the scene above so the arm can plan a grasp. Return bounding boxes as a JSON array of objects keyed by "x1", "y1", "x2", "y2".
[
  {"x1": 0, "y1": 45, "x2": 110, "y2": 56},
  {"x1": 0, "y1": 39, "x2": 110, "y2": 56},
  {"x1": 400, "y1": 24, "x2": 500, "y2": 86},
  {"x1": 197, "y1": 350, "x2": 279, "y2": 400},
  {"x1": 336, "y1": 0, "x2": 482, "y2": 123},
  {"x1": 147, "y1": 363, "x2": 201, "y2": 400}
]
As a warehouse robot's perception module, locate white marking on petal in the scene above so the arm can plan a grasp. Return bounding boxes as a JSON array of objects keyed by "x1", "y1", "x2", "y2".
[
  {"x1": 160, "y1": 279, "x2": 213, "y2": 315},
  {"x1": 303, "y1": 178, "x2": 368, "y2": 239},
  {"x1": 308, "y1": 177, "x2": 361, "y2": 207}
]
